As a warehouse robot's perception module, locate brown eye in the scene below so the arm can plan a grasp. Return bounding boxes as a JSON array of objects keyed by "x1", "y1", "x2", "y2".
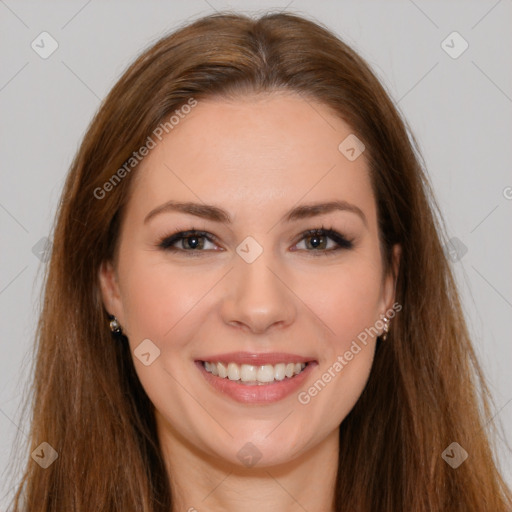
[
  {"x1": 293, "y1": 228, "x2": 354, "y2": 255},
  {"x1": 158, "y1": 230, "x2": 219, "y2": 254}
]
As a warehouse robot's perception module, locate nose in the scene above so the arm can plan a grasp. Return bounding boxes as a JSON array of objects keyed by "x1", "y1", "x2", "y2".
[{"x1": 220, "y1": 250, "x2": 296, "y2": 335}]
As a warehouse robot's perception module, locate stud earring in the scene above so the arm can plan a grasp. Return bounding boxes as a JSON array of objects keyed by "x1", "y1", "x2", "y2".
[
  {"x1": 109, "y1": 315, "x2": 122, "y2": 335},
  {"x1": 381, "y1": 316, "x2": 390, "y2": 341}
]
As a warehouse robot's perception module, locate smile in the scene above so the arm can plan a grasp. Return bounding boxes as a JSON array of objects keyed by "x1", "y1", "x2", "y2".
[
  {"x1": 202, "y1": 361, "x2": 308, "y2": 385},
  {"x1": 195, "y1": 353, "x2": 317, "y2": 404}
]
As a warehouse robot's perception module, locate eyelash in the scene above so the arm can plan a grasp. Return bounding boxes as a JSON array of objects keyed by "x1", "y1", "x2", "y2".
[{"x1": 156, "y1": 225, "x2": 354, "y2": 257}]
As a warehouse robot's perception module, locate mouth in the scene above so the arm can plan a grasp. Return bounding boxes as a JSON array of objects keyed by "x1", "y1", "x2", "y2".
[
  {"x1": 194, "y1": 353, "x2": 317, "y2": 404},
  {"x1": 201, "y1": 360, "x2": 309, "y2": 385}
]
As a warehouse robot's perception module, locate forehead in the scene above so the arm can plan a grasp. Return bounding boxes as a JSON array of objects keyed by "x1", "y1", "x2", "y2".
[{"x1": 126, "y1": 92, "x2": 376, "y2": 227}]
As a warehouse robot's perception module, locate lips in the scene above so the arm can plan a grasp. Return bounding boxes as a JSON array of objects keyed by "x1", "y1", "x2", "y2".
[{"x1": 194, "y1": 352, "x2": 318, "y2": 404}]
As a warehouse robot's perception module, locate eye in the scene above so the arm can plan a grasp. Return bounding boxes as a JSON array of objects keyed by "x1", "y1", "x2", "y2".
[
  {"x1": 157, "y1": 229, "x2": 220, "y2": 255},
  {"x1": 291, "y1": 227, "x2": 354, "y2": 255}
]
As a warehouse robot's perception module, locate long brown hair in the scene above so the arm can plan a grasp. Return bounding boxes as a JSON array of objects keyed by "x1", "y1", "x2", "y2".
[{"x1": 7, "y1": 11, "x2": 511, "y2": 511}]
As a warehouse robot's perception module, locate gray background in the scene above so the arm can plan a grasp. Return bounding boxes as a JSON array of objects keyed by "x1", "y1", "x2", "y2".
[{"x1": 1, "y1": 0, "x2": 511, "y2": 506}]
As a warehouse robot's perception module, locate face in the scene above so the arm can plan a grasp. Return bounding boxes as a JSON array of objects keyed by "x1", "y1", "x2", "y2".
[{"x1": 99, "y1": 92, "x2": 400, "y2": 468}]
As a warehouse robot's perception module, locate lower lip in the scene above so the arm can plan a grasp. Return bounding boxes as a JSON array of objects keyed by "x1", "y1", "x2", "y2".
[{"x1": 195, "y1": 361, "x2": 317, "y2": 404}]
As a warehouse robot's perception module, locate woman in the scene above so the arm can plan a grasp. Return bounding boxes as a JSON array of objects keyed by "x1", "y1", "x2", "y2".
[{"x1": 8, "y1": 11, "x2": 511, "y2": 511}]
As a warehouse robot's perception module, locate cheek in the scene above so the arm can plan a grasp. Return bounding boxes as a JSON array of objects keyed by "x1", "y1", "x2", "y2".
[
  {"x1": 295, "y1": 264, "x2": 381, "y2": 425},
  {"x1": 294, "y1": 256, "x2": 382, "y2": 415},
  {"x1": 119, "y1": 258, "x2": 196, "y2": 344},
  {"x1": 301, "y1": 260, "x2": 383, "y2": 344}
]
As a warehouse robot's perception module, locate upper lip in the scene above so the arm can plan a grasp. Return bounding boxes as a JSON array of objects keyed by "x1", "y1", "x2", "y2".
[{"x1": 197, "y1": 351, "x2": 317, "y2": 366}]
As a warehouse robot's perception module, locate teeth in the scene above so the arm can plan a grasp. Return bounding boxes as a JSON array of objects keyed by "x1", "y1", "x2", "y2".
[
  {"x1": 257, "y1": 365, "x2": 274, "y2": 383},
  {"x1": 227, "y1": 362, "x2": 240, "y2": 381},
  {"x1": 274, "y1": 363, "x2": 285, "y2": 381},
  {"x1": 241, "y1": 364, "x2": 257, "y2": 381},
  {"x1": 217, "y1": 362, "x2": 228, "y2": 378},
  {"x1": 203, "y1": 361, "x2": 307, "y2": 384}
]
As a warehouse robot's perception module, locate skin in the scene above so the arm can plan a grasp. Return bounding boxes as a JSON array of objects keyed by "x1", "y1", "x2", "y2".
[{"x1": 99, "y1": 92, "x2": 400, "y2": 512}]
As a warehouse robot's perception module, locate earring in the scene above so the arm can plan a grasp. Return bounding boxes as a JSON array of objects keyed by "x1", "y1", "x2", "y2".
[
  {"x1": 109, "y1": 315, "x2": 122, "y2": 335},
  {"x1": 381, "y1": 316, "x2": 390, "y2": 341}
]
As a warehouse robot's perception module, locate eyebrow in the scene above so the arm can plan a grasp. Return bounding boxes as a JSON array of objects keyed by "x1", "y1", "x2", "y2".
[{"x1": 143, "y1": 199, "x2": 367, "y2": 227}]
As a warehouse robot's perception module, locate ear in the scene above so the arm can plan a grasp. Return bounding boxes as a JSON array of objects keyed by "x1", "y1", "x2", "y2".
[
  {"x1": 379, "y1": 243, "x2": 401, "y2": 314},
  {"x1": 98, "y1": 260, "x2": 125, "y2": 324}
]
